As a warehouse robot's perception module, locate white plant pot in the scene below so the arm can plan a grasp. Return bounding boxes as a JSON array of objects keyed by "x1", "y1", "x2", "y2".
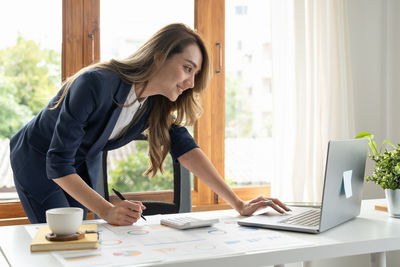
[{"x1": 385, "y1": 189, "x2": 400, "y2": 218}]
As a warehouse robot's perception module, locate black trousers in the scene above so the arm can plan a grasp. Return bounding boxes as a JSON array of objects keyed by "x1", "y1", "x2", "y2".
[{"x1": 14, "y1": 178, "x2": 87, "y2": 224}]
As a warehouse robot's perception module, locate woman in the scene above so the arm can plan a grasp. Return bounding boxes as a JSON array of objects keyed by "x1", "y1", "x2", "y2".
[{"x1": 10, "y1": 23, "x2": 289, "y2": 225}]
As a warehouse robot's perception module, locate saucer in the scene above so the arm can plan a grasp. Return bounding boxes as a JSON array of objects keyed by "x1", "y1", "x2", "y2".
[{"x1": 45, "y1": 231, "x2": 85, "y2": 241}]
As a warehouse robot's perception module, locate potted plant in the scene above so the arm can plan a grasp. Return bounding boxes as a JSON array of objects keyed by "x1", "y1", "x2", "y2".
[{"x1": 356, "y1": 132, "x2": 400, "y2": 218}]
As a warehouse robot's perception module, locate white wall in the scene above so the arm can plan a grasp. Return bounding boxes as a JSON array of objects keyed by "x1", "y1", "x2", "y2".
[
  {"x1": 385, "y1": 0, "x2": 400, "y2": 143},
  {"x1": 348, "y1": 0, "x2": 400, "y2": 200},
  {"x1": 347, "y1": 0, "x2": 384, "y2": 199}
]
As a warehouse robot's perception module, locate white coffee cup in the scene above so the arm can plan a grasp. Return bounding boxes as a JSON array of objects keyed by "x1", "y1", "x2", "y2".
[{"x1": 46, "y1": 207, "x2": 83, "y2": 235}]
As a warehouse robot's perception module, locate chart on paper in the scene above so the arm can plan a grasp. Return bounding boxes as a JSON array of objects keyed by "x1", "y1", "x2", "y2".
[{"x1": 24, "y1": 216, "x2": 313, "y2": 266}]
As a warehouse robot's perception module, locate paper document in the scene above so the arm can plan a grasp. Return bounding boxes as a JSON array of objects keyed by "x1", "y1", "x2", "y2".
[{"x1": 25, "y1": 216, "x2": 314, "y2": 266}]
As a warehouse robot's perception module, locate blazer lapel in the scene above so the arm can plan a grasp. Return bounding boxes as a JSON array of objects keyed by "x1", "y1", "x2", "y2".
[
  {"x1": 86, "y1": 81, "x2": 131, "y2": 158},
  {"x1": 104, "y1": 97, "x2": 153, "y2": 151}
]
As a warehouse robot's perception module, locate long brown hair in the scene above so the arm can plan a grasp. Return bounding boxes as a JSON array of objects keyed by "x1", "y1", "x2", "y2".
[{"x1": 52, "y1": 23, "x2": 211, "y2": 177}]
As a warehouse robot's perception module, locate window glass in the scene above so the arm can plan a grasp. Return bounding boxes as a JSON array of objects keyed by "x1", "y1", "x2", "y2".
[
  {"x1": 0, "y1": 1, "x2": 62, "y2": 195},
  {"x1": 101, "y1": 0, "x2": 194, "y2": 61},
  {"x1": 101, "y1": 0, "x2": 194, "y2": 193},
  {"x1": 225, "y1": 0, "x2": 273, "y2": 187}
]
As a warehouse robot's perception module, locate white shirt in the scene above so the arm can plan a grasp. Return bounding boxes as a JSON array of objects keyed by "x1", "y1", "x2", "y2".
[{"x1": 108, "y1": 84, "x2": 147, "y2": 140}]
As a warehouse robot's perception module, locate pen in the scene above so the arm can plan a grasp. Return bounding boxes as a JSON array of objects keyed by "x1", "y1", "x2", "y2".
[{"x1": 112, "y1": 188, "x2": 146, "y2": 221}]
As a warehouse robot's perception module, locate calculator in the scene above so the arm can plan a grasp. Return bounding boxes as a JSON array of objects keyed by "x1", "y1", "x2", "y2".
[{"x1": 160, "y1": 217, "x2": 219, "y2": 230}]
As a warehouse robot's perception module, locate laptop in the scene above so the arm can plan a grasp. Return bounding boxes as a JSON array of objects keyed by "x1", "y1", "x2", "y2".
[{"x1": 238, "y1": 139, "x2": 368, "y2": 234}]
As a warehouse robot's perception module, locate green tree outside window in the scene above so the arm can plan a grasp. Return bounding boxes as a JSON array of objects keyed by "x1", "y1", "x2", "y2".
[
  {"x1": 0, "y1": 34, "x2": 60, "y2": 138},
  {"x1": 108, "y1": 142, "x2": 174, "y2": 193}
]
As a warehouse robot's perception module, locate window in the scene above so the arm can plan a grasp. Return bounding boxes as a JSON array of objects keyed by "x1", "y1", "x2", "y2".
[
  {"x1": 237, "y1": 40, "x2": 242, "y2": 50},
  {"x1": 100, "y1": 0, "x2": 194, "y2": 194},
  {"x1": 235, "y1": 5, "x2": 248, "y2": 15},
  {"x1": 2, "y1": 1, "x2": 272, "y2": 223},
  {"x1": 225, "y1": 0, "x2": 273, "y2": 187},
  {"x1": 0, "y1": 0, "x2": 62, "y2": 196},
  {"x1": 100, "y1": 0, "x2": 194, "y2": 61},
  {"x1": 96, "y1": 0, "x2": 267, "y2": 208}
]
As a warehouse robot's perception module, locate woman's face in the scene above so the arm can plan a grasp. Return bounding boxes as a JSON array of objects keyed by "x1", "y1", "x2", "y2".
[{"x1": 149, "y1": 43, "x2": 203, "y2": 102}]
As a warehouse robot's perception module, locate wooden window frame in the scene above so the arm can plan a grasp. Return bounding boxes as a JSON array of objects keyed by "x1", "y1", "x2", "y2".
[
  {"x1": 193, "y1": 0, "x2": 270, "y2": 208},
  {"x1": 62, "y1": 0, "x2": 99, "y2": 80},
  {"x1": 1, "y1": 0, "x2": 272, "y2": 225},
  {"x1": 62, "y1": 0, "x2": 271, "y2": 208}
]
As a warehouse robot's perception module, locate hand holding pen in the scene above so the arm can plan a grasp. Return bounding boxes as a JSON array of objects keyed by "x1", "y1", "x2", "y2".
[{"x1": 112, "y1": 188, "x2": 147, "y2": 222}]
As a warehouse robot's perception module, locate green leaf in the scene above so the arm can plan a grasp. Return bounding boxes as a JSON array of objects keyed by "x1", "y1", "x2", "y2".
[
  {"x1": 356, "y1": 132, "x2": 400, "y2": 190},
  {"x1": 383, "y1": 140, "x2": 396, "y2": 149},
  {"x1": 355, "y1": 132, "x2": 372, "y2": 139},
  {"x1": 370, "y1": 139, "x2": 378, "y2": 156},
  {"x1": 356, "y1": 132, "x2": 379, "y2": 156}
]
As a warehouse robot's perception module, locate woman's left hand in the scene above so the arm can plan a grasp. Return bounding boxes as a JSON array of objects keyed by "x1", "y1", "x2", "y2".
[{"x1": 237, "y1": 196, "x2": 290, "y2": 216}]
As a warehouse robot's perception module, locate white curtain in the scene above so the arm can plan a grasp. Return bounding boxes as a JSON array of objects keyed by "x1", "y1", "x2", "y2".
[{"x1": 271, "y1": 0, "x2": 355, "y2": 202}]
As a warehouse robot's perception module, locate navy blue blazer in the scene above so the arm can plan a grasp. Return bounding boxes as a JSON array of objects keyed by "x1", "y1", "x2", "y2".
[{"x1": 10, "y1": 68, "x2": 198, "y2": 202}]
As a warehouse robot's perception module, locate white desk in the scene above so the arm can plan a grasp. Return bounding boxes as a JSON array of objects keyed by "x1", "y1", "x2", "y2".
[{"x1": 0, "y1": 199, "x2": 399, "y2": 267}]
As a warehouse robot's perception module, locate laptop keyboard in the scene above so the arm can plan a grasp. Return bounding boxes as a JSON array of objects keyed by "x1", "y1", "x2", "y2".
[{"x1": 279, "y1": 209, "x2": 320, "y2": 227}]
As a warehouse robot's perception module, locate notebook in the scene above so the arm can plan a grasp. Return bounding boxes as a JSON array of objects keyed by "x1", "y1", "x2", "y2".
[
  {"x1": 30, "y1": 224, "x2": 98, "y2": 252},
  {"x1": 238, "y1": 139, "x2": 368, "y2": 234}
]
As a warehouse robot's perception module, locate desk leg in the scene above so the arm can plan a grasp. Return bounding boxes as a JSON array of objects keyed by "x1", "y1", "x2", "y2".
[{"x1": 370, "y1": 252, "x2": 386, "y2": 267}]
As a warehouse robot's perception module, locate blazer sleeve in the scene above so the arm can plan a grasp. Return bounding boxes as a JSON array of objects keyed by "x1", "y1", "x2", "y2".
[
  {"x1": 169, "y1": 125, "x2": 199, "y2": 163},
  {"x1": 46, "y1": 71, "x2": 100, "y2": 179}
]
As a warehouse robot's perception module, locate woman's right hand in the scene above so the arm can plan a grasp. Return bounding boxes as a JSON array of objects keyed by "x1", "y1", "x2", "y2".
[{"x1": 103, "y1": 200, "x2": 146, "y2": 226}]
